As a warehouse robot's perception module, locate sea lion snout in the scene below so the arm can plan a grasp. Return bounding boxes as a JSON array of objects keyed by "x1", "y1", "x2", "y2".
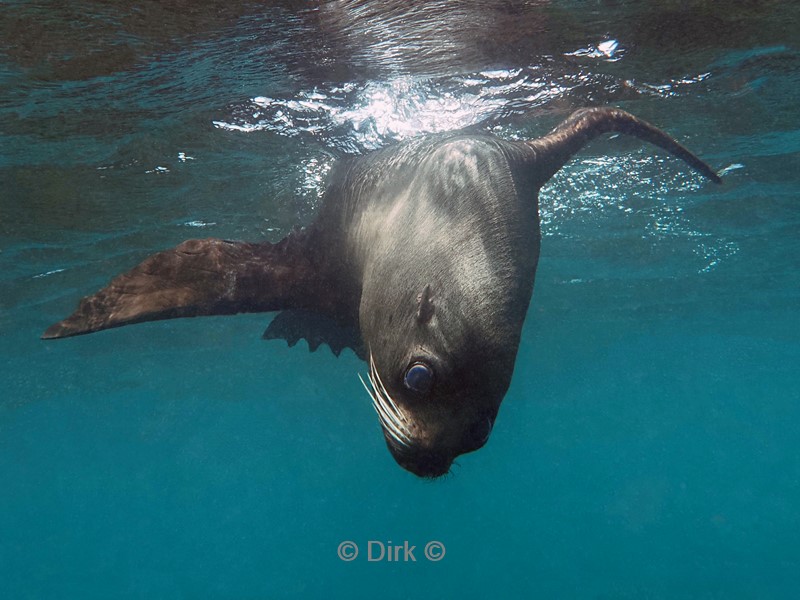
[
  {"x1": 383, "y1": 413, "x2": 496, "y2": 478},
  {"x1": 391, "y1": 447, "x2": 455, "y2": 479}
]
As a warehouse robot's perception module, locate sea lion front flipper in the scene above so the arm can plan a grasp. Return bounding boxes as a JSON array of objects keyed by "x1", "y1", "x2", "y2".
[
  {"x1": 42, "y1": 230, "x2": 321, "y2": 339},
  {"x1": 262, "y1": 309, "x2": 364, "y2": 358},
  {"x1": 525, "y1": 107, "x2": 722, "y2": 185}
]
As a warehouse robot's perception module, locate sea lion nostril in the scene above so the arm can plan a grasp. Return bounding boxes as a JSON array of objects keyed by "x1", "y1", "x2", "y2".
[
  {"x1": 469, "y1": 417, "x2": 494, "y2": 446},
  {"x1": 404, "y1": 362, "x2": 434, "y2": 394}
]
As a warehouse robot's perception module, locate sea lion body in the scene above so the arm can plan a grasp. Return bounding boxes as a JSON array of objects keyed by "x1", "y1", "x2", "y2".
[
  {"x1": 43, "y1": 108, "x2": 721, "y2": 477},
  {"x1": 310, "y1": 134, "x2": 541, "y2": 474}
]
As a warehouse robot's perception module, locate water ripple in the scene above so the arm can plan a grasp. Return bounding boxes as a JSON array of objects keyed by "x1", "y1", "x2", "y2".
[{"x1": 212, "y1": 62, "x2": 649, "y2": 154}]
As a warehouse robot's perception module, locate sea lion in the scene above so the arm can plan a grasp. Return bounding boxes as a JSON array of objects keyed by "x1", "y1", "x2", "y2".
[{"x1": 43, "y1": 108, "x2": 721, "y2": 478}]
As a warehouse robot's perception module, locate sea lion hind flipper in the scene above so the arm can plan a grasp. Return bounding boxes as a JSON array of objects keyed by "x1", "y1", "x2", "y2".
[
  {"x1": 526, "y1": 107, "x2": 722, "y2": 185},
  {"x1": 42, "y1": 232, "x2": 320, "y2": 339},
  {"x1": 262, "y1": 310, "x2": 364, "y2": 359}
]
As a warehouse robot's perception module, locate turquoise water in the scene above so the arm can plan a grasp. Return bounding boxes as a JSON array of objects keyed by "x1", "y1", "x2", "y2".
[{"x1": 2, "y1": 2, "x2": 799, "y2": 598}]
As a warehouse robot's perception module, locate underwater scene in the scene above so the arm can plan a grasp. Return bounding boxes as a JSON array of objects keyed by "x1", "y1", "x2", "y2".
[{"x1": 1, "y1": 1, "x2": 799, "y2": 597}]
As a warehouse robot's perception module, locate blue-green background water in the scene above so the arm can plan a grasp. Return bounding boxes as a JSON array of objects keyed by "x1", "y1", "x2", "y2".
[{"x1": 2, "y1": 1, "x2": 799, "y2": 597}]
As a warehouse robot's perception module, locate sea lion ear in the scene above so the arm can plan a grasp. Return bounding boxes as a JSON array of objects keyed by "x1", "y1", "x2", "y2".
[
  {"x1": 42, "y1": 230, "x2": 321, "y2": 339},
  {"x1": 416, "y1": 284, "x2": 434, "y2": 324}
]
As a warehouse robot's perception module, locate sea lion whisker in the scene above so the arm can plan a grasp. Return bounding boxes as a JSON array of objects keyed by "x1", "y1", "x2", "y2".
[
  {"x1": 372, "y1": 396, "x2": 396, "y2": 435},
  {"x1": 361, "y1": 373, "x2": 392, "y2": 425},
  {"x1": 367, "y1": 369, "x2": 396, "y2": 422},
  {"x1": 359, "y1": 373, "x2": 393, "y2": 431},
  {"x1": 362, "y1": 384, "x2": 391, "y2": 429},
  {"x1": 372, "y1": 394, "x2": 413, "y2": 447},
  {"x1": 372, "y1": 365, "x2": 403, "y2": 418},
  {"x1": 367, "y1": 355, "x2": 397, "y2": 418},
  {"x1": 359, "y1": 371, "x2": 412, "y2": 448},
  {"x1": 376, "y1": 401, "x2": 411, "y2": 447},
  {"x1": 368, "y1": 353, "x2": 406, "y2": 421},
  {"x1": 375, "y1": 394, "x2": 411, "y2": 445},
  {"x1": 368, "y1": 367, "x2": 412, "y2": 447},
  {"x1": 366, "y1": 369, "x2": 391, "y2": 421},
  {"x1": 373, "y1": 393, "x2": 397, "y2": 430},
  {"x1": 358, "y1": 373, "x2": 379, "y2": 405}
]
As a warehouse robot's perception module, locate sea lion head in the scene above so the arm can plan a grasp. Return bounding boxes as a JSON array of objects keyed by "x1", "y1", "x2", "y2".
[
  {"x1": 357, "y1": 143, "x2": 536, "y2": 478},
  {"x1": 359, "y1": 274, "x2": 527, "y2": 478}
]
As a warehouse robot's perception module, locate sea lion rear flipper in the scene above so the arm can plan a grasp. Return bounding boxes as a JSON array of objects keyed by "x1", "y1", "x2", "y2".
[
  {"x1": 42, "y1": 230, "x2": 320, "y2": 339},
  {"x1": 526, "y1": 107, "x2": 722, "y2": 185}
]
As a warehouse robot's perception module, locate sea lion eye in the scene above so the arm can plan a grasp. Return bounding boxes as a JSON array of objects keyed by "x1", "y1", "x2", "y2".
[{"x1": 404, "y1": 362, "x2": 433, "y2": 394}]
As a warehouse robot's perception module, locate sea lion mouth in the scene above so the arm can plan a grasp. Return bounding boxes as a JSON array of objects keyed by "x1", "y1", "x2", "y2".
[{"x1": 391, "y1": 447, "x2": 454, "y2": 479}]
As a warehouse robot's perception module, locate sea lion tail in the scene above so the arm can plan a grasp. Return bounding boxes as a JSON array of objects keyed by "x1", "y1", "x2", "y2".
[
  {"x1": 525, "y1": 107, "x2": 722, "y2": 186},
  {"x1": 42, "y1": 229, "x2": 321, "y2": 339}
]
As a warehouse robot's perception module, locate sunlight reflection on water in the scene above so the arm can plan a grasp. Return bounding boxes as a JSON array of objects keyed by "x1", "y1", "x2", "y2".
[
  {"x1": 211, "y1": 66, "x2": 595, "y2": 151},
  {"x1": 208, "y1": 63, "x2": 734, "y2": 273}
]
